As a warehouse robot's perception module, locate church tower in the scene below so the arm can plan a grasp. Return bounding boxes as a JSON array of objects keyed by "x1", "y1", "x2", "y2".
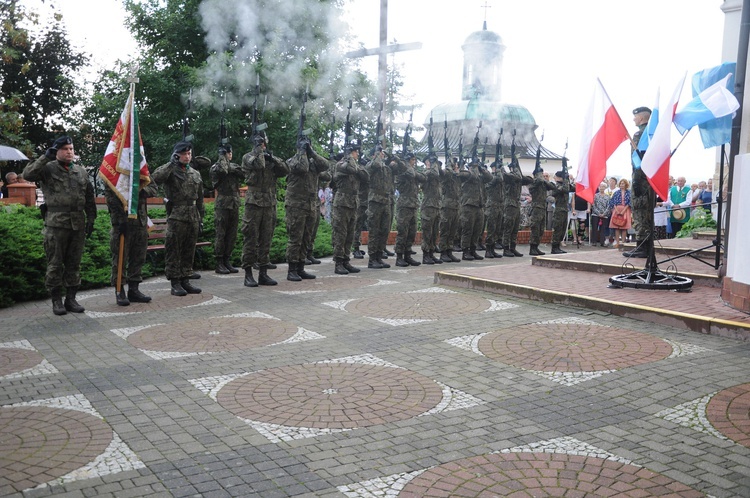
[{"x1": 461, "y1": 20, "x2": 506, "y2": 101}]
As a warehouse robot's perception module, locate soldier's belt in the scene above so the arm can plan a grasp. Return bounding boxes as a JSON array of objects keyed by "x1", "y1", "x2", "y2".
[
  {"x1": 247, "y1": 187, "x2": 273, "y2": 193},
  {"x1": 171, "y1": 200, "x2": 196, "y2": 206},
  {"x1": 46, "y1": 205, "x2": 84, "y2": 212}
]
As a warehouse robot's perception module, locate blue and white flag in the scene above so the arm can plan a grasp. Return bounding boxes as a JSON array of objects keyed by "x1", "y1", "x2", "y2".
[{"x1": 675, "y1": 63, "x2": 738, "y2": 147}]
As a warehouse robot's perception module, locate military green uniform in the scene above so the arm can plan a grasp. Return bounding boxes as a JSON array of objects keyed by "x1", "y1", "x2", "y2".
[
  {"x1": 209, "y1": 154, "x2": 243, "y2": 269},
  {"x1": 438, "y1": 161, "x2": 461, "y2": 259},
  {"x1": 550, "y1": 176, "x2": 574, "y2": 250},
  {"x1": 23, "y1": 154, "x2": 96, "y2": 297},
  {"x1": 459, "y1": 161, "x2": 492, "y2": 257},
  {"x1": 528, "y1": 172, "x2": 556, "y2": 251},
  {"x1": 285, "y1": 147, "x2": 329, "y2": 266},
  {"x1": 420, "y1": 161, "x2": 442, "y2": 260},
  {"x1": 105, "y1": 181, "x2": 158, "y2": 287},
  {"x1": 240, "y1": 145, "x2": 289, "y2": 268},
  {"x1": 352, "y1": 169, "x2": 369, "y2": 255},
  {"x1": 366, "y1": 153, "x2": 396, "y2": 264},
  {"x1": 151, "y1": 159, "x2": 205, "y2": 281},
  {"x1": 394, "y1": 158, "x2": 426, "y2": 259},
  {"x1": 502, "y1": 159, "x2": 532, "y2": 254},
  {"x1": 331, "y1": 153, "x2": 368, "y2": 264},
  {"x1": 484, "y1": 165, "x2": 504, "y2": 253},
  {"x1": 631, "y1": 124, "x2": 654, "y2": 244}
]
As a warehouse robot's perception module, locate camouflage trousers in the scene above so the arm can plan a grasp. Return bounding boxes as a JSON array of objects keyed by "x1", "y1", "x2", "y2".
[
  {"x1": 529, "y1": 205, "x2": 547, "y2": 245},
  {"x1": 214, "y1": 207, "x2": 239, "y2": 260},
  {"x1": 332, "y1": 204, "x2": 357, "y2": 260},
  {"x1": 241, "y1": 204, "x2": 276, "y2": 268},
  {"x1": 438, "y1": 207, "x2": 459, "y2": 252},
  {"x1": 460, "y1": 204, "x2": 483, "y2": 249},
  {"x1": 631, "y1": 191, "x2": 655, "y2": 241},
  {"x1": 484, "y1": 204, "x2": 504, "y2": 246},
  {"x1": 309, "y1": 204, "x2": 322, "y2": 255},
  {"x1": 109, "y1": 222, "x2": 148, "y2": 287},
  {"x1": 475, "y1": 208, "x2": 485, "y2": 247},
  {"x1": 367, "y1": 201, "x2": 391, "y2": 256},
  {"x1": 420, "y1": 206, "x2": 440, "y2": 253},
  {"x1": 395, "y1": 205, "x2": 418, "y2": 254},
  {"x1": 352, "y1": 198, "x2": 368, "y2": 250},
  {"x1": 502, "y1": 205, "x2": 521, "y2": 248},
  {"x1": 551, "y1": 208, "x2": 568, "y2": 245},
  {"x1": 286, "y1": 204, "x2": 316, "y2": 264},
  {"x1": 43, "y1": 226, "x2": 86, "y2": 293},
  {"x1": 165, "y1": 217, "x2": 199, "y2": 280}
]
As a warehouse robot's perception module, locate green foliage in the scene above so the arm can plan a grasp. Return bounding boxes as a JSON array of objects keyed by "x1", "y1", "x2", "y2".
[
  {"x1": 0, "y1": 205, "x2": 46, "y2": 307},
  {"x1": 676, "y1": 207, "x2": 716, "y2": 238}
]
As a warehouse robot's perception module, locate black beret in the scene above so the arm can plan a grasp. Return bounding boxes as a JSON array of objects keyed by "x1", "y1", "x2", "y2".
[
  {"x1": 172, "y1": 141, "x2": 193, "y2": 154},
  {"x1": 555, "y1": 171, "x2": 566, "y2": 179},
  {"x1": 220, "y1": 143, "x2": 232, "y2": 153},
  {"x1": 52, "y1": 136, "x2": 73, "y2": 148},
  {"x1": 632, "y1": 106, "x2": 651, "y2": 115}
]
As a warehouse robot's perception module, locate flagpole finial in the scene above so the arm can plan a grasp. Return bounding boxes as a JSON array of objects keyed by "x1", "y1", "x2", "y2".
[{"x1": 127, "y1": 64, "x2": 140, "y2": 85}]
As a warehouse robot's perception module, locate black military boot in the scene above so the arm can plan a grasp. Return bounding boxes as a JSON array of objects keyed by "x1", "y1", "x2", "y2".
[
  {"x1": 51, "y1": 290, "x2": 66, "y2": 316},
  {"x1": 448, "y1": 249, "x2": 461, "y2": 262},
  {"x1": 462, "y1": 248, "x2": 474, "y2": 261},
  {"x1": 128, "y1": 282, "x2": 152, "y2": 303},
  {"x1": 551, "y1": 244, "x2": 567, "y2": 254},
  {"x1": 440, "y1": 251, "x2": 452, "y2": 263},
  {"x1": 477, "y1": 241, "x2": 486, "y2": 251},
  {"x1": 307, "y1": 249, "x2": 321, "y2": 264},
  {"x1": 243, "y1": 268, "x2": 258, "y2": 287},
  {"x1": 115, "y1": 287, "x2": 130, "y2": 306},
  {"x1": 352, "y1": 246, "x2": 364, "y2": 259},
  {"x1": 287, "y1": 261, "x2": 302, "y2": 281},
  {"x1": 471, "y1": 246, "x2": 484, "y2": 260},
  {"x1": 258, "y1": 265, "x2": 278, "y2": 285},
  {"x1": 335, "y1": 258, "x2": 349, "y2": 275},
  {"x1": 215, "y1": 258, "x2": 230, "y2": 274},
  {"x1": 623, "y1": 241, "x2": 648, "y2": 258},
  {"x1": 225, "y1": 257, "x2": 239, "y2": 273},
  {"x1": 484, "y1": 247, "x2": 495, "y2": 258},
  {"x1": 297, "y1": 262, "x2": 316, "y2": 279},
  {"x1": 511, "y1": 244, "x2": 524, "y2": 257},
  {"x1": 181, "y1": 279, "x2": 202, "y2": 294},
  {"x1": 189, "y1": 272, "x2": 201, "y2": 279},
  {"x1": 431, "y1": 252, "x2": 442, "y2": 264},
  {"x1": 422, "y1": 252, "x2": 435, "y2": 265},
  {"x1": 343, "y1": 258, "x2": 361, "y2": 273},
  {"x1": 368, "y1": 256, "x2": 384, "y2": 269},
  {"x1": 404, "y1": 252, "x2": 421, "y2": 266},
  {"x1": 63, "y1": 288, "x2": 85, "y2": 313},
  {"x1": 376, "y1": 251, "x2": 390, "y2": 268},
  {"x1": 502, "y1": 247, "x2": 515, "y2": 257},
  {"x1": 267, "y1": 262, "x2": 278, "y2": 269},
  {"x1": 384, "y1": 247, "x2": 395, "y2": 257},
  {"x1": 171, "y1": 279, "x2": 187, "y2": 296},
  {"x1": 529, "y1": 244, "x2": 544, "y2": 256},
  {"x1": 395, "y1": 253, "x2": 409, "y2": 267}
]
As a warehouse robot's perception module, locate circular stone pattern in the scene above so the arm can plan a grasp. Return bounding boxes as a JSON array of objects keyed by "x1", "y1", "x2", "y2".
[
  {"x1": 346, "y1": 293, "x2": 490, "y2": 320},
  {"x1": 0, "y1": 407, "x2": 112, "y2": 493},
  {"x1": 0, "y1": 348, "x2": 44, "y2": 377},
  {"x1": 128, "y1": 317, "x2": 298, "y2": 353},
  {"x1": 79, "y1": 288, "x2": 214, "y2": 313},
  {"x1": 217, "y1": 363, "x2": 443, "y2": 429},
  {"x1": 478, "y1": 323, "x2": 672, "y2": 372},
  {"x1": 706, "y1": 382, "x2": 750, "y2": 448},
  {"x1": 399, "y1": 452, "x2": 704, "y2": 497},
  {"x1": 276, "y1": 276, "x2": 380, "y2": 292}
]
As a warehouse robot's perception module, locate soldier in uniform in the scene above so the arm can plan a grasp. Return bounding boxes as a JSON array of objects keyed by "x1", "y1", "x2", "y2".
[
  {"x1": 550, "y1": 168, "x2": 575, "y2": 254},
  {"x1": 306, "y1": 170, "x2": 331, "y2": 265},
  {"x1": 502, "y1": 156, "x2": 532, "y2": 257},
  {"x1": 394, "y1": 152, "x2": 425, "y2": 267},
  {"x1": 151, "y1": 141, "x2": 205, "y2": 296},
  {"x1": 483, "y1": 160, "x2": 504, "y2": 258},
  {"x1": 459, "y1": 156, "x2": 493, "y2": 260},
  {"x1": 331, "y1": 141, "x2": 368, "y2": 274},
  {"x1": 240, "y1": 134, "x2": 289, "y2": 287},
  {"x1": 351, "y1": 165, "x2": 369, "y2": 259},
  {"x1": 420, "y1": 155, "x2": 443, "y2": 264},
  {"x1": 528, "y1": 168, "x2": 556, "y2": 255},
  {"x1": 105, "y1": 174, "x2": 158, "y2": 306},
  {"x1": 624, "y1": 106, "x2": 653, "y2": 258},
  {"x1": 23, "y1": 136, "x2": 96, "y2": 315},
  {"x1": 365, "y1": 146, "x2": 395, "y2": 269},
  {"x1": 209, "y1": 143, "x2": 243, "y2": 274},
  {"x1": 285, "y1": 136, "x2": 329, "y2": 281},
  {"x1": 438, "y1": 156, "x2": 461, "y2": 262}
]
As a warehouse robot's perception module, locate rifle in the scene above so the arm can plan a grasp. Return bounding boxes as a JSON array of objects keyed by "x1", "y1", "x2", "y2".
[
  {"x1": 458, "y1": 129, "x2": 464, "y2": 166},
  {"x1": 344, "y1": 99, "x2": 353, "y2": 152},
  {"x1": 510, "y1": 129, "x2": 518, "y2": 170},
  {"x1": 471, "y1": 121, "x2": 482, "y2": 163},
  {"x1": 427, "y1": 113, "x2": 435, "y2": 159},
  {"x1": 219, "y1": 92, "x2": 228, "y2": 150},
  {"x1": 328, "y1": 114, "x2": 336, "y2": 157},
  {"x1": 562, "y1": 138, "x2": 569, "y2": 176},
  {"x1": 481, "y1": 137, "x2": 488, "y2": 166},
  {"x1": 182, "y1": 88, "x2": 194, "y2": 142},
  {"x1": 533, "y1": 130, "x2": 544, "y2": 175},
  {"x1": 494, "y1": 128, "x2": 503, "y2": 169},
  {"x1": 443, "y1": 115, "x2": 450, "y2": 163},
  {"x1": 251, "y1": 73, "x2": 268, "y2": 140},
  {"x1": 298, "y1": 83, "x2": 311, "y2": 146},
  {"x1": 401, "y1": 107, "x2": 413, "y2": 158},
  {"x1": 375, "y1": 102, "x2": 384, "y2": 152}
]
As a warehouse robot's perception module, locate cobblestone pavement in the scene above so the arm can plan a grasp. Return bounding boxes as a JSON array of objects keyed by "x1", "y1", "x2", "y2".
[{"x1": 1, "y1": 245, "x2": 749, "y2": 497}]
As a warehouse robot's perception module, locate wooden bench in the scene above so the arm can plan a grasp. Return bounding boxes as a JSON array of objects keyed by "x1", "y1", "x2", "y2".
[{"x1": 147, "y1": 218, "x2": 212, "y2": 267}]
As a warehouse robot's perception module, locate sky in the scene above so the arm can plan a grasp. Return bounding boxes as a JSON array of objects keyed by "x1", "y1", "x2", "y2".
[{"x1": 28, "y1": 0, "x2": 729, "y2": 183}]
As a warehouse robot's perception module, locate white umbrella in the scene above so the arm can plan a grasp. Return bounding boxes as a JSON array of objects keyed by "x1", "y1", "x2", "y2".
[{"x1": 0, "y1": 145, "x2": 29, "y2": 161}]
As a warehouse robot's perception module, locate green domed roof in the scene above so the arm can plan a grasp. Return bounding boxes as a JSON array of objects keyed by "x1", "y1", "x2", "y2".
[
  {"x1": 463, "y1": 27, "x2": 503, "y2": 46},
  {"x1": 428, "y1": 101, "x2": 537, "y2": 128}
]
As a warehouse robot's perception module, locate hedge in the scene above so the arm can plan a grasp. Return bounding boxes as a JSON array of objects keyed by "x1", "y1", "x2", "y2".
[{"x1": 0, "y1": 202, "x2": 333, "y2": 308}]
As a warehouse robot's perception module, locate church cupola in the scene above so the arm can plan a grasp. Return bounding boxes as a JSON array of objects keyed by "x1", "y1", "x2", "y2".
[{"x1": 461, "y1": 21, "x2": 506, "y2": 101}]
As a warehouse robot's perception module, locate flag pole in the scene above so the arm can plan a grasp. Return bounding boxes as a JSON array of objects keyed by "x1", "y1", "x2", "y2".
[{"x1": 669, "y1": 127, "x2": 692, "y2": 157}]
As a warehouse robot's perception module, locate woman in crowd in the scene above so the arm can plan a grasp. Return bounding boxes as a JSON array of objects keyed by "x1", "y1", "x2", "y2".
[
  {"x1": 591, "y1": 183, "x2": 611, "y2": 247},
  {"x1": 608, "y1": 178, "x2": 632, "y2": 250}
]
